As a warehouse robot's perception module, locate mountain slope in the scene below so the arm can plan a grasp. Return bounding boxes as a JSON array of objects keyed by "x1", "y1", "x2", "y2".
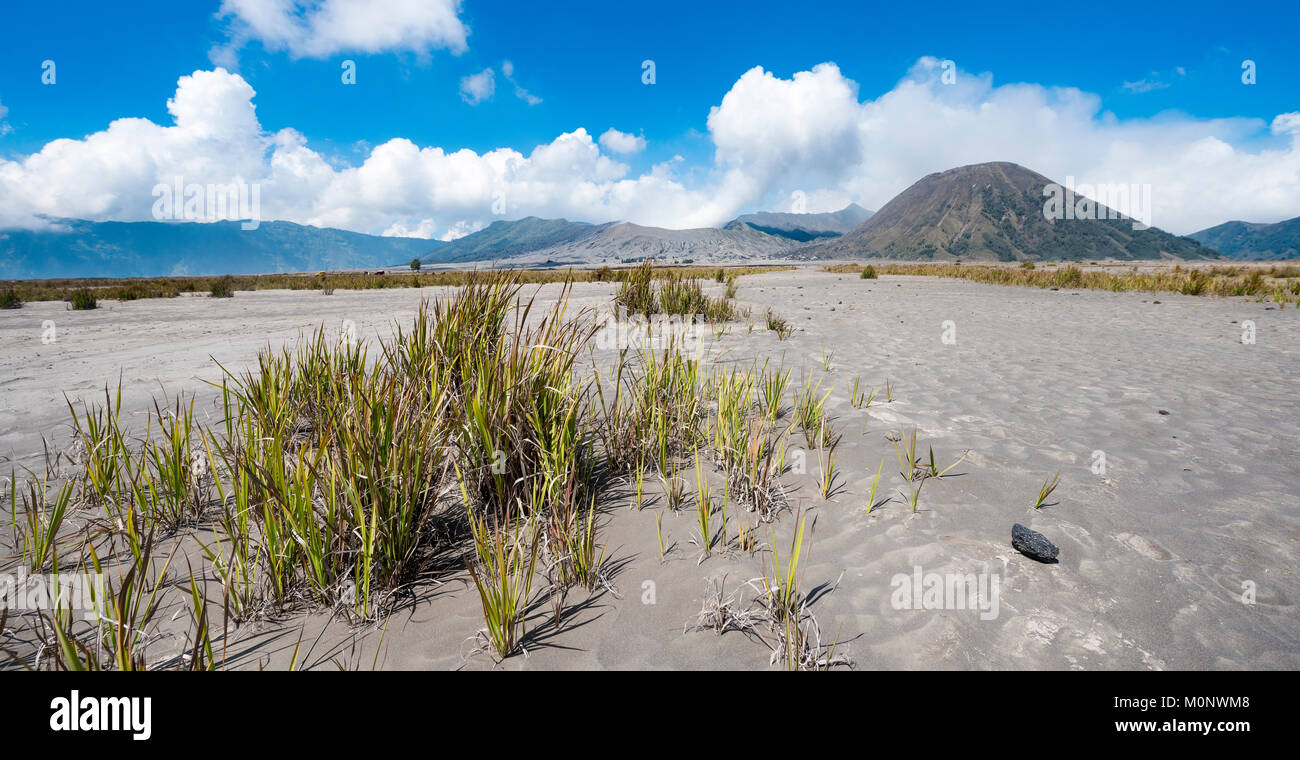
[
  {"x1": 525, "y1": 221, "x2": 796, "y2": 263},
  {"x1": 0, "y1": 219, "x2": 441, "y2": 279},
  {"x1": 426, "y1": 217, "x2": 612, "y2": 263},
  {"x1": 802, "y1": 162, "x2": 1213, "y2": 261},
  {"x1": 425, "y1": 216, "x2": 801, "y2": 265},
  {"x1": 723, "y1": 203, "x2": 874, "y2": 242},
  {"x1": 1188, "y1": 217, "x2": 1300, "y2": 260}
]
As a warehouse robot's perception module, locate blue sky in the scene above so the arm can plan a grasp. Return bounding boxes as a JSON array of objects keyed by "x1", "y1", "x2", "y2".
[{"x1": 0, "y1": 0, "x2": 1297, "y2": 236}]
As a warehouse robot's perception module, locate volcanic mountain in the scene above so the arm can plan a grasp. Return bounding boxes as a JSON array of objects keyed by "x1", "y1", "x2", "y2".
[
  {"x1": 801, "y1": 162, "x2": 1213, "y2": 261},
  {"x1": 1188, "y1": 216, "x2": 1300, "y2": 260}
]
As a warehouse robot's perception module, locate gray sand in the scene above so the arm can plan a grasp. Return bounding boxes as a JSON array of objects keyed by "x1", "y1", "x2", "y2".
[{"x1": 1, "y1": 269, "x2": 1297, "y2": 669}]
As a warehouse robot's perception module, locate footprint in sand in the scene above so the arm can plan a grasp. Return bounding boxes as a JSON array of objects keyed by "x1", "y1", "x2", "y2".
[{"x1": 1115, "y1": 532, "x2": 1175, "y2": 561}]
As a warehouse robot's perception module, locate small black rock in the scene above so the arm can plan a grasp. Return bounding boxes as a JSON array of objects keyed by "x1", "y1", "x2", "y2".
[
  {"x1": 1012, "y1": 523, "x2": 1059, "y2": 563},
  {"x1": 1158, "y1": 409, "x2": 1170, "y2": 415}
]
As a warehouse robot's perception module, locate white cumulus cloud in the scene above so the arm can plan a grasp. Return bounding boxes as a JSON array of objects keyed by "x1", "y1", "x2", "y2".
[
  {"x1": 502, "y1": 60, "x2": 542, "y2": 105},
  {"x1": 215, "y1": 0, "x2": 469, "y2": 60},
  {"x1": 598, "y1": 129, "x2": 646, "y2": 154},
  {"x1": 459, "y1": 68, "x2": 495, "y2": 105}
]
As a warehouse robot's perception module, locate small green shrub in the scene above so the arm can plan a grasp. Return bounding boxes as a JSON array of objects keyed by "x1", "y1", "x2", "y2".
[
  {"x1": 0, "y1": 290, "x2": 21, "y2": 309},
  {"x1": 69, "y1": 289, "x2": 97, "y2": 310},
  {"x1": 614, "y1": 260, "x2": 658, "y2": 318},
  {"x1": 859, "y1": 265, "x2": 877, "y2": 279},
  {"x1": 210, "y1": 276, "x2": 235, "y2": 298}
]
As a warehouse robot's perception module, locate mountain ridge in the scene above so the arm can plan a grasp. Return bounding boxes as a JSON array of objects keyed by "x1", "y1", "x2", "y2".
[
  {"x1": 1188, "y1": 217, "x2": 1300, "y2": 260},
  {"x1": 722, "y1": 203, "x2": 874, "y2": 242},
  {"x1": 0, "y1": 218, "x2": 441, "y2": 279}
]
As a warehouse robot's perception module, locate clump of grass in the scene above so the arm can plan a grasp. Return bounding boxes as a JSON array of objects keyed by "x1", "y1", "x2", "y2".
[
  {"x1": 660, "y1": 275, "x2": 708, "y2": 317},
  {"x1": 849, "y1": 377, "x2": 876, "y2": 409},
  {"x1": 765, "y1": 310, "x2": 794, "y2": 340},
  {"x1": 663, "y1": 473, "x2": 687, "y2": 512},
  {"x1": 0, "y1": 289, "x2": 21, "y2": 309},
  {"x1": 890, "y1": 426, "x2": 924, "y2": 511},
  {"x1": 1032, "y1": 470, "x2": 1061, "y2": 510},
  {"x1": 465, "y1": 509, "x2": 540, "y2": 660},
  {"x1": 68, "y1": 289, "x2": 97, "y2": 310},
  {"x1": 736, "y1": 424, "x2": 783, "y2": 521},
  {"x1": 792, "y1": 373, "x2": 832, "y2": 446},
  {"x1": 815, "y1": 423, "x2": 840, "y2": 500},
  {"x1": 710, "y1": 366, "x2": 754, "y2": 465},
  {"x1": 613, "y1": 261, "x2": 736, "y2": 322},
  {"x1": 762, "y1": 510, "x2": 809, "y2": 623},
  {"x1": 859, "y1": 265, "x2": 877, "y2": 279},
  {"x1": 594, "y1": 336, "x2": 705, "y2": 475},
  {"x1": 693, "y1": 454, "x2": 714, "y2": 559},
  {"x1": 143, "y1": 394, "x2": 210, "y2": 532},
  {"x1": 924, "y1": 445, "x2": 971, "y2": 479},
  {"x1": 684, "y1": 514, "x2": 846, "y2": 670},
  {"x1": 737, "y1": 518, "x2": 758, "y2": 554},
  {"x1": 755, "y1": 510, "x2": 846, "y2": 670},
  {"x1": 209, "y1": 276, "x2": 235, "y2": 298},
  {"x1": 552, "y1": 495, "x2": 606, "y2": 591},
  {"x1": 759, "y1": 360, "x2": 791, "y2": 421},
  {"x1": 28, "y1": 534, "x2": 182, "y2": 671},
  {"x1": 9, "y1": 471, "x2": 73, "y2": 572},
  {"x1": 615, "y1": 260, "x2": 659, "y2": 318}
]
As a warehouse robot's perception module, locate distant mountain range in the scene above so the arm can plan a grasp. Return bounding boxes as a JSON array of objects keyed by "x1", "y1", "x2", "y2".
[
  {"x1": 424, "y1": 205, "x2": 872, "y2": 266},
  {"x1": 0, "y1": 218, "x2": 440, "y2": 279},
  {"x1": 16, "y1": 159, "x2": 1299, "y2": 279},
  {"x1": 1188, "y1": 216, "x2": 1300, "y2": 260},
  {"x1": 425, "y1": 217, "x2": 819, "y2": 266},
  {"x1": 801, "y1": 162, "x2": 1213, "y2": 261},
  {"x1": 723, "y1": 203, "x2": 874, "y2": 241},
  {"x1": 426, "y1": 217, "x2": 612, "y2": 264}
]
